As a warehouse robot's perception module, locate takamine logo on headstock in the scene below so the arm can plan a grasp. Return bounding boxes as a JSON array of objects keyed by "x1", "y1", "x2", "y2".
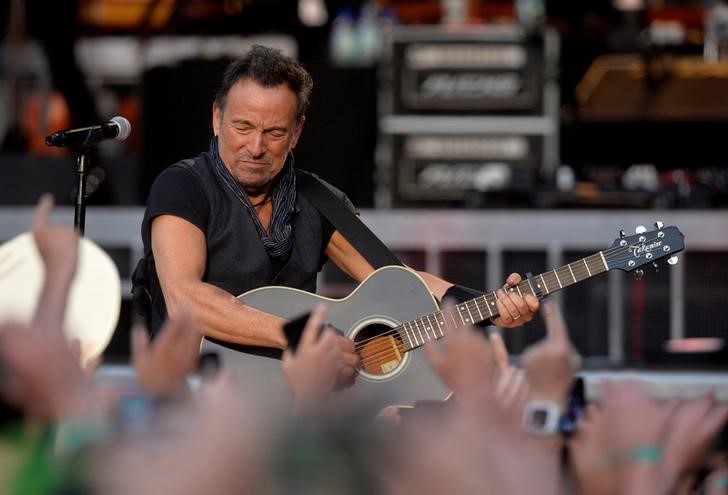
[
  {"x1": 629, "y1": 239, "x2": 663, "y2": 258},
  {"x1": 607, "y1": 223, "x2": 685, "y2": 273}
]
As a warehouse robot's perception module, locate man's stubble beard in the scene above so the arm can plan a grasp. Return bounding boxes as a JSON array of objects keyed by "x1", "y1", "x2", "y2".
[{"x1": 230, "y1": 158, "x2": 280, "y2": 195}]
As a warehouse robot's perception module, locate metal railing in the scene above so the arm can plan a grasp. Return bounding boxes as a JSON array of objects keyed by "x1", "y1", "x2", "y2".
[{"x1": 2, "y1": 207, "x2": 727, "y2": 364}]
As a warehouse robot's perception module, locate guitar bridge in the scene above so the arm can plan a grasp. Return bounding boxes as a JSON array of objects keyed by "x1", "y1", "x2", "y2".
[{"x1": 360, "y1": 334, "x2": 403, "y2": 375}]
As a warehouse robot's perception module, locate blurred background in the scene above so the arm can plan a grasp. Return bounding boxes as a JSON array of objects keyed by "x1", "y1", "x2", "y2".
[{"x1": 1, "y1": 0, "x2": 727, "y2": 370}]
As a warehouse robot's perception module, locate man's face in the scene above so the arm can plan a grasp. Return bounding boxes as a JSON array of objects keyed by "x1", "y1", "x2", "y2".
[{"x1": 212, "y1": 79, "x2": 304, "y2": 194}]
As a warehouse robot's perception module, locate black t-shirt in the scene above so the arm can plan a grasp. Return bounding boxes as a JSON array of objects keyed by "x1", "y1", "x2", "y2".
[{"x1": 139, "y1": 151, "x2": 355, "y2": 325}]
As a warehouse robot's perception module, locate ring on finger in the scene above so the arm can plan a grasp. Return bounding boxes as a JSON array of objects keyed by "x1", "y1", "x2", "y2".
[{"x1": 513, "y1": 314, "x2": 522, "y2": 320}]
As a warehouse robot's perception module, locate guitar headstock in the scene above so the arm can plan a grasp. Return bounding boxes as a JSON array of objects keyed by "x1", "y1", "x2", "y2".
[{"x1": 605, "y1": 223, "x2": 685, "y2": 273}]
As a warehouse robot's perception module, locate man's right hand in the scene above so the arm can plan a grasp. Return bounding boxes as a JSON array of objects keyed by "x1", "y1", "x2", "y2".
[
  {"x1": 333, "y1": 333, "x2": 359, "y2": 391},
  {"x1": 282, "y1": 305, "x2": 359, "y2": 416}
]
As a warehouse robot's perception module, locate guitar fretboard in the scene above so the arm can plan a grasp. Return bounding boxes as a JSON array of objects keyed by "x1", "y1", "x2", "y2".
[{"x1": 395, "y1": 252, "x2": 609, "y2": 352}]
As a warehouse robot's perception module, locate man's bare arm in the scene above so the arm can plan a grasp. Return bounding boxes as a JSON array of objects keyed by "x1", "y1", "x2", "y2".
[{"x1": 151, "y1": 214, "x2": 287, "y2": 349}]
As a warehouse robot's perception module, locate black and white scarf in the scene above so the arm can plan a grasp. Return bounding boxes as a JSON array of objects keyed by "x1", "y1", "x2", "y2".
[{"x1": 210, "y1": 137, "x2": 296, "y2": 259}]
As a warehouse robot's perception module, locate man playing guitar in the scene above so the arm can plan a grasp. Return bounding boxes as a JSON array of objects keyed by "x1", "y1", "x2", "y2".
[{"x1": 135, "y1": 45, "x2": 539, "y2": 394}]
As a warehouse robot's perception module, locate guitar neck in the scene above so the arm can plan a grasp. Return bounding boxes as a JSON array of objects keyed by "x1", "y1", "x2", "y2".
[{"x1": 398, "y1": 251, "x2": 610, "y2": 352}]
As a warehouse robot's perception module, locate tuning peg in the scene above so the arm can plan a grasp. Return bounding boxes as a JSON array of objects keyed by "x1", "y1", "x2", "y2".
[
  {"x1": 654, "y1": 221, "x2": 664, "y2": 229},
  {"x1": 619, "y1": 229, "x2": 626, "y2": 238},
  {"x1": 652, "y1": 261, "x2": 660, "y2": 272},
  {"x1": 635, "y1": 225, "x2": 647, "y2": 234},
  {"x1": 633, "y1": 269, "x2": 644, "y2": 280},
  {"x1": 667, "y1": 256, "x2": 679, "y2": 266}
]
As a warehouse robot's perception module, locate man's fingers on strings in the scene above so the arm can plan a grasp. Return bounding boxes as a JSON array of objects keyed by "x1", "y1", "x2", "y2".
[
  {"x1": 506, "y1": 272, "x2": 522, "y2": 287},
  {"x1": 339, "y1": 346, "x2": 360, "y2": 368},
  {"x1": 524, "y1": 294, "x2": 540, "y2": 313},
  {"x1": 496, "y1": 289, "x2": 520, "y2": 322},
  {"x1": 506, "y1": 291, "x2": 531, "y2": 321},
  {"x1": 334, "y1": 332, "x2": 355, "y2": 353}
]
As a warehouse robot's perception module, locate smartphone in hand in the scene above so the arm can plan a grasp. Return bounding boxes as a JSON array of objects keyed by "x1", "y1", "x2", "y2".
[{"x1": 282, "y1": 312, "x2": 312, "y2": 353}]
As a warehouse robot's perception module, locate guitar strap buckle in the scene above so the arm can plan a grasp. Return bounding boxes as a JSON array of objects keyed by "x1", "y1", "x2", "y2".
[{"x1": 526, "y1": 272, "x2": 545, "y2": 300}]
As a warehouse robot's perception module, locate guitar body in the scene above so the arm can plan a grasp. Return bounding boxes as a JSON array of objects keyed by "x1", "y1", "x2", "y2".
[{"x1": 202, "y1": 266, "x2": 450, "y2": 414}]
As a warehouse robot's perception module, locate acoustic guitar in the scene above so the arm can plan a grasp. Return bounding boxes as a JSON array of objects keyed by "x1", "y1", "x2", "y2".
[{"x1": 202, "y1": 224, "x2": 685, "y2": 414}]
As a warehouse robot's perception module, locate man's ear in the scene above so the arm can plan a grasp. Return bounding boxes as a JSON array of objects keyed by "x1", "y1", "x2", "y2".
[
  {"x1": 212, "y1": 105, "x2": 221, "y2": 136},
  {"x1": 290, "y1": 116, "x2": 305, "y2": 149}
]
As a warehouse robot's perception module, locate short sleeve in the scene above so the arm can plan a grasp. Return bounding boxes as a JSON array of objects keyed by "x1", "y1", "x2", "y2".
[{"x1": 145, "y1": 164, "x2": 209, "y2": 233}]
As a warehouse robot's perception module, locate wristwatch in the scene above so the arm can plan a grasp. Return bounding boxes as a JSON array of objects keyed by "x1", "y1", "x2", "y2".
[{"x1": 521, "y1": 399, "x2": 563, "y2": 436}]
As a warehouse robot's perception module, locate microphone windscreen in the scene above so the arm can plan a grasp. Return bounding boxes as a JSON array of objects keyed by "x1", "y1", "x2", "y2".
[{"x1": 111, "y1": 116, "x2": 131, "y2": 141}]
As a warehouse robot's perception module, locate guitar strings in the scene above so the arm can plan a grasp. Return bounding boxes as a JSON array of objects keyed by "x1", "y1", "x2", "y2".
[
  {"x1": 352, "y1": 234, "x2": 669, "y2": 369},
  {"x1": 353, "y1": 238, "x2": 654, "y2": 357}
]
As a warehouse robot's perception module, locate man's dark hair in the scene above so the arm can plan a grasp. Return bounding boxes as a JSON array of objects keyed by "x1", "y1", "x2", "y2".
[{"x1": 213, "y1": 45, "x2": 313, "y2": 121}]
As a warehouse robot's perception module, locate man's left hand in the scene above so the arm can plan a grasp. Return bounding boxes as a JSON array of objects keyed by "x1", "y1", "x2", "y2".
[{"x1": 490, "y1": 273, "x2": 540, "y2": 328}]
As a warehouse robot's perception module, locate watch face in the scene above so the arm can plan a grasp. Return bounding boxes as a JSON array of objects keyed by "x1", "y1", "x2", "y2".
[
  {"x1": 522, "y1": 400, "x2": 561, "y2": 436},
  {"x1": 531, "y1": 408, "x2": 549, "y2": 428}
]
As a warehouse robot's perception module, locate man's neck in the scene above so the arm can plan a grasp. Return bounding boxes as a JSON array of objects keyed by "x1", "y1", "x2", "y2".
[{"x1": 245, "y1": 185, "x2": 272, "y2": 206}]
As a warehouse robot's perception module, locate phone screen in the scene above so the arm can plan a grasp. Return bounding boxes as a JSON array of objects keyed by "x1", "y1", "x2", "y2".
[{"x1": 560, "y1": 377, "x2": 586, "y2": 436}]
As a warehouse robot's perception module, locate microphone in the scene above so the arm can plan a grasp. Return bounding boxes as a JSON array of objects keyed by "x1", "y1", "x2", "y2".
[{"x1": 45, "y1": 116, "x2": 131, "y2": 148}]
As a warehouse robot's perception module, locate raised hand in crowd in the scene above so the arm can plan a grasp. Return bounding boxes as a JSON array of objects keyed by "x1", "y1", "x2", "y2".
[
  {"x1": 131, "y1": 306, "x2": 202, "y2": 397},
  {"x1": 30, "y1": 194, "x2": 79, "y2": 332},
  {"x1": 281, "y1": 304, "x2": 351, "y2": 416},
  {"x1": 0, "y1": 321, "x2": 89, "y2": 422},
  {"x1": 0, "y1": 195, "x2": 88, "y2": 421},
  {"x1": 392, "y1": 300, "x2": 576, "y2": 495},
  {"x1": 502, "y1": 300, "x2": 580, "y2": 495},
  {"x1": 568, "y1": 402, "x2": 620, "y2": 495},
  {"x1": 521, "y1": 300, "x2": 581, "y2": 408},
  {"x1": 490, "y1": 331, "x2": 530, "y2": 410},
  {"x1": 423, "y1": 300, "x2": 497, "y2": 413},
  {"x1": 661, "y1": 393, "x2": 728, "y2": 490},
  {"x1": 570, "y1": 380, "x2": 728, "y2": 495},
  {"x1": 704, "y1": 456, "x2": 728, "y2": 495},
  {"x1": 95, "y1": 370, "x2": 265, "y2": 495},
  {"x1": 584, "y1": 381, "x2": 676, "y2": 495}
]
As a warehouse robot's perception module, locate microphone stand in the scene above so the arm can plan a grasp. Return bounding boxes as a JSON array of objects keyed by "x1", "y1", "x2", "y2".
[
  {"x1": 73, "y1": 148, "x2": 90, "y2": 236},
  {"x1": 46, "y1": 116, "x2": 131, "y2": 235}
]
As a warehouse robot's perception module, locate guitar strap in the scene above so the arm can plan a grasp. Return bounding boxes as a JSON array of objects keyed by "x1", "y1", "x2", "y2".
[{"x1": 296, "y1": 171, "x2": 403, "y2": 269}]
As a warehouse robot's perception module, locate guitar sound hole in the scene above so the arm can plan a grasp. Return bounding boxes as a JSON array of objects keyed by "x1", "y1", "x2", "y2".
[{"x1": 353, "y1": 323, "x2": 404, "y2": 377}]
